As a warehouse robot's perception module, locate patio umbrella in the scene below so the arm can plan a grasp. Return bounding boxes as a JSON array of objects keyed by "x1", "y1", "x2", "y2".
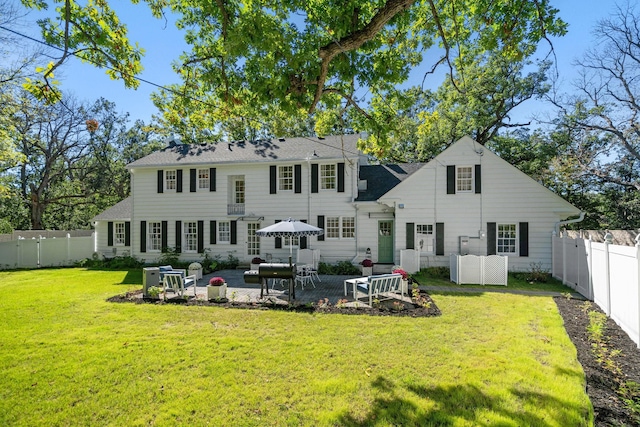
[{"x1": 255, "y1": 218, "x2": 324, "y2": 258}]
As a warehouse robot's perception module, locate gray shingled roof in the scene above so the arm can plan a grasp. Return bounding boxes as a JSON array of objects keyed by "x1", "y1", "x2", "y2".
[
  {"x1": 127, "y1": 134, "x2": 362, "y2": 168},
  {"x1": 92, "y1": 197, "x2": 132, "y2": 221},
  {"x1": 356, "y1": 163, "x2": 425, "y2": 201}
]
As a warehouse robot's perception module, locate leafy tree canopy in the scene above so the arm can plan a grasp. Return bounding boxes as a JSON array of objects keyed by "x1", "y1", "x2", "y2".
[{"x1": 22, "y1": 0, "x2": 567, "y2": 151}]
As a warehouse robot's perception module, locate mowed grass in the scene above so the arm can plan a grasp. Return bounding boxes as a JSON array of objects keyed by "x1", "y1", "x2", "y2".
[
  {"x1": 413, "y1": 270, "x2": 573, "y2": 293},
  {"x1": 0, "y1": 268, "x2": 592, "y2": 426}
]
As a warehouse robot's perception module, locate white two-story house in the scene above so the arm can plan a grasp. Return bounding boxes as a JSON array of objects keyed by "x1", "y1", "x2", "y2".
[{"x1": 93, "y1": 134, "x2": 581, "y2": 271}]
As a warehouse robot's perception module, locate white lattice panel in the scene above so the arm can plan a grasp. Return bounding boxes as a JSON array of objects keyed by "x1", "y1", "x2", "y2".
[
  {"x1": 459, "y1": 255, "x2": 482, "y2": 284},
  {"x1": 483, "y1": 255, "x2": 507, "y2": 285}
]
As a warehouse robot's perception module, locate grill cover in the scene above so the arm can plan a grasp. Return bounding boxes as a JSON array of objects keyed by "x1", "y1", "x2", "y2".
[{"x1": 258, "y1": 263, "x2": 296, "y2": 279}]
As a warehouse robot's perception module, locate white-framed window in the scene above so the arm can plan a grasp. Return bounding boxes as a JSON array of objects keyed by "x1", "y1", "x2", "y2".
[
  {"x1": 148, "y1": 221, "x2": 162, "y2": 252},
  {"x1": 456, "y1": 166, "x2": 473, "y2": 192},
  {"x1": 198, "y1": 169, "x2": 209, "y2": 189},
  {"x1": 283, "y1": 235, "x2": 299, "y2": 248},
  {"x1": 320, "y1": 164, "x2": 336, "y2": 190},
  {"x1": 184, "y1": 221, "x2": 198, "y2": 252},
  {"x1": 165, "y1": 170, "x2": 177, "y2": 191},
  {"x1": 218, "y1": 221, "x2": 230, "y2": 244},
  {"x1": 114, "y1": 222, "x2": 126, "y2": 246},
  {"x1": 342, "y1": 217, "x2": 355, "y2": 238},
  {"x1": 416, "y1": 224, "x2": 434, "y2": 252},
  {"x1": 497, "y1": 224, "x2": 517, "y2": 254},
  {"x1": 235, "y1": 179, "x2": 245, "y2": 204},
  {"x1": 278, "y1": 165, "x2": 293, "y2": 191},
  {"x1": 326, "y1": 216, "x2": 355, "y2": 239}
]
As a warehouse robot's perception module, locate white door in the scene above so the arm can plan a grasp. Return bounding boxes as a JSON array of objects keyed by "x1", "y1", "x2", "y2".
[{"x1": 246, "y1": 222, "x2": 260, "y2": 256}]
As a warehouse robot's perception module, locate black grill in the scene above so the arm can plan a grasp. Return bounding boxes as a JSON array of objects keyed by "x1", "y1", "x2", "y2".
[{"x1": 244, "y1": 263, "x2": 297, "y2": 300}]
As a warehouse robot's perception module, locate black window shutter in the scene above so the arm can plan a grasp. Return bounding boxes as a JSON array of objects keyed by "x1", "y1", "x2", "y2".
[
  {"x1": 210, "y1": 221, "x2": 217, "y2": 244},
  {"x1": 157, "y1": 170, "x2": 163, "y2": 193},
  {"x1": 294, "y1": 164, "x2": 302, "y2": 193},
  {"x1": 311, "y1": 164, "x2": 319, "y2": 193},
  {"x1": 275, "y1": 219, "x2": 282, "y2": 248},
  {"x1": 124, "y1": 221, "x2": 131, "y2": 246},
  {"x1": 107, "y1": 222, "x2": 114, "y2": 246},
  {"x1": 300, "y1": 219, "x2": 307, "y2": 248},
  {"x1": 270, "y1": 165, "x2": 277, "y2": 194},
  {"x1": 176, "y1": 170, "x2": 183, "y2": 193},
  {"x1": 175, "y1": 221, "x2": 182, "y2": 253},
  {"x1": 210, "y1": 168, "x2": 216, "y2": 192},
  {"x1": 161, "y1": 221, "x2": 168, "y2": 252},
  {"x1": 446, "y1": 165, "x2": 455, "y2": 194},
  {"x1": 190, "y1": 169, "x2": 197, "y2": 192},
  {"x1": 230, "y1": 221, "x2": 237, "y2": 245},
  {"x1": 197, "y1": 220, "x2": 204, "y2": 253},
  {"x1": 337, "y1": 162, "x2": 345, "y2": 192},
  {"x1": 487, "y1": 222, "x2": 497, "y2": 255},
  {"x1": 140, "y1": 221, "x2": 147, "y2": 253},
  {"x1": 436, "y1": 223, "x2": 445, "y2": 255},
  {"x1": 406, "y1": 222, "x2": 415, "y2": 249},
  {"x1": 475, "y1": 164, "x2": 482, "y2": 194},
  {"x1": 519, "y1": 222, "x2": 529, "y2": 257},
  {"x1": 317, "y1": 215, "x2": 325, "y2": 241}
]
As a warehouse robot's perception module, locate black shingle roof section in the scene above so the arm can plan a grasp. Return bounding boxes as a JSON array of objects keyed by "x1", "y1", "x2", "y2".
[{"x1": 356, "y1": 163, "x2": 425, "y2": 201}]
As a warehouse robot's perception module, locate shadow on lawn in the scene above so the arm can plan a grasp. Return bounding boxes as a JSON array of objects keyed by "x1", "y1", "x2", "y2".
[{"x1": 336, "y1": 375, "x2": 588, "y2": 426}]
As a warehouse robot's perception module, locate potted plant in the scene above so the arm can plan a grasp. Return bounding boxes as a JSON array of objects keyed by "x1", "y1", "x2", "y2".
[
  {"x1": 251, "y1": 257, "x2": 265, "y2": 271},
  {"x1": 392, "y1": 268, "x2": 409, "y2": 294},
  {"x1": 207, "y1": 276, "x2": 227, "y2": 300},
  {"x1": 188, "y1": 262, "x2": 203, "y2": 280},
  {"x1": 360, "y1": 259, "x2": 374, "y2": 276}
]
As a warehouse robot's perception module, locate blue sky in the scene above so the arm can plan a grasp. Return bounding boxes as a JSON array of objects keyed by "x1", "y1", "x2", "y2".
[{"x1": 21, "y1": 0, "x2": 616, "y2": 126}]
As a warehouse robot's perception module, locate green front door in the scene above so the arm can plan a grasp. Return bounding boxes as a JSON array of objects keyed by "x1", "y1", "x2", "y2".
[{"x1": 377, "y1": 220, "x2": 394, "y2": 263}]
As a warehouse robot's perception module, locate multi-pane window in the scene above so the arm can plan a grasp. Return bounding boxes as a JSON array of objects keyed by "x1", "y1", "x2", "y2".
[
  {"x1": 320, "y1": 164, "x2": 336, "y2": 190},
  {"x1": 184, "y1": 221, "x2": 197, "y2": 252},
  {"x1": 165, "y1": 170, "x2": 177, "y2": 190},
  {"x1": 342, "y1": 217, "x2": 355, "y2": 238},
  {"x1": 198, "y1": 169, "x2": 209, "y2": 189},
  {"x1": 279, "y1": 165, "x2": 293, "y2": 191},
  {"x1": 235, "y1": 179, "x2": 245, "y2": 204},
  {"x1": 114, "y1": 222, "x2": 126, "y2": 246},
  {"x1": 417, "y1": 224, "x2": 434, "y2": 253},
  {"x1": 326, "y1": 217, "x2": 355, "y2": 239},
  {"x1": 148, "y1": 221, "x2": 162, "y2": 252},
  {"x1": 497, "y1": 224, "x2": 517, "y2": 254},
  {"x1": 218, "y1": 221, "x2": 230, "y2": 244},
  {"x1": 326, "y1": 217, "x2": 340, "y2": 238},
  {"x1": 283, "y1": 235, "x2": 299, "y2": 247},
  {"x1": 457, "y1": 166, "x2": 473, "y2": 192}
]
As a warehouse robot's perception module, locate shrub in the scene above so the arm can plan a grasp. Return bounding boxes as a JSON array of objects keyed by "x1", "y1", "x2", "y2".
[
  {"x1": 215, "y1": 253, "x2": 239, "y2": 270},
  {"x1": 423, "y1": 266, "x2": 450, "y2": 279},
  {"x1": 318, "y1": 261, "x2": 360, "y2": 275},
  {"x1": 392, "y1": 268, "x2": 409, "y2": 280}
]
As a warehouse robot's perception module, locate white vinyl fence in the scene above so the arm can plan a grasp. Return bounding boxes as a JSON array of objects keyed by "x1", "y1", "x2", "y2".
[
  {"x1": 0, "y1": 234, "x2": 96, "y2": 270},
  {"x1": 553, "y1": 232, "x2": 640, "y2": 348},
  {"x1": 450, "y1": 254, "x2": 508, "y2": 286}
]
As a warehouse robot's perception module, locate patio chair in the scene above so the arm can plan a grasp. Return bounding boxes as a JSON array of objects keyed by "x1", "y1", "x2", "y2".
[
  {"x1": 296, "y1": 249, "x2": 321, "y2": 283},
  {"x1": 163, "y1": 272, "x2": 197, "y2": 298},
  {"x1": 294, "y1": 265, "x2": 315, "y2": 290}
]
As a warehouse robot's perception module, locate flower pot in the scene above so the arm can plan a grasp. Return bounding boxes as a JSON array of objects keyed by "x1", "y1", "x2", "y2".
[
  {"x1": 207, "y1": 283, "x2": 227, "y2": 300},
  {"x1": 362, "y1": 266, "x2": 373, "y2": 276},
  {"x1": 401, "y1": 279, "x2": 409, "y2": 294},
  {"x1": 250, "y1": 263, "x2": 260, "y2": 271}
]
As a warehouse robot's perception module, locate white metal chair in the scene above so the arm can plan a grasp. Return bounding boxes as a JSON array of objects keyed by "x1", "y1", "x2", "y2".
[
  {"x1": 297, "y1": 249, "x2": 321, "y2": 283},
  {"x1": 294, "y1": 265, "x2": 315, "y2": 290}
]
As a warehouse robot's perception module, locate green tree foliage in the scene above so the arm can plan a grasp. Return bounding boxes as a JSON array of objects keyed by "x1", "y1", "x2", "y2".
[{"x1": 22, "y1": 0, "x2": 567, "y2": 146}]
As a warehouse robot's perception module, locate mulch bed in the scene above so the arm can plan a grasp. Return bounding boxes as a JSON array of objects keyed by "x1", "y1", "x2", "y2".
[
  {"x1": 555, "y1": 296, "x2": 640, "y2": 426},
  {"x1": 107, "y1": 289, "x2": 442, "y2": 317}
]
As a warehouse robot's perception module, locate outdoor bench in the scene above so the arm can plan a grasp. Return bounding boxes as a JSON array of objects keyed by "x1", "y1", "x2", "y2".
[{"x1": 353, "y1": 273, "x2": 405, "y2": 305}]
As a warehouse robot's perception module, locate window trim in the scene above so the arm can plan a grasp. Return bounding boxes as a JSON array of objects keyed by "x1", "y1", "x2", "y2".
[
  {"x1": 278, "y1": 165, "x2": 294, "y2": 191},
  {"x1": 165, "y1": 170, "x2": 177, "y2": 191},
  {"x1": 325, "y1": 216, "x2": 355, "y2": 239},
  {"x1": 456, "y1": 166, "x2": 473, "y2": 193},
  {"x1": 496, "y1": 223, "x2": 517, "y2": 255},
  {"x1": 416, "y1": 223, "x2": 434, "y2": 253},
  {"x1": 148, "y1": 221, "x2": 162, "y2": 253},
  {"x1": 198, "y1": 168, "x2": 209, "y2": 190},
  {"x1": 320, "y1": 164, "x2": 336, "y2": 190},
  {"x1": 183, "y1": 221, "x2": 198, "y2": 253},
  {"x1": 113, "y1": 222, "x2": 126, "y2": 246},
  {"x1": 218, "y1": 221, "x2": 231, "y2": 244}
]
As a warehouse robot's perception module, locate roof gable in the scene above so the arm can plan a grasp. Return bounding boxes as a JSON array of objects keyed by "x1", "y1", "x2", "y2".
[
  {"x1": 356, "y1": 163, "x2": 425, "y2": 201},
  {"x1": 92, "y1": 197, "x2": 132, "y2": 222}
]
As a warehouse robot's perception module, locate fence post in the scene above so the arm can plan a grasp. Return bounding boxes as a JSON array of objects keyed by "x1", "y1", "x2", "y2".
[
  {"x1": 66, "y1": 233, "x2": 71, "y2": 264},
  {"x1": 604, "y1": 232, "x2": 612, "y2": 316},
  {"x1": 562, "y1": 230, "x2": 568, "y2": 285},
  {"x1": 587, "y1": 235, "x2": 593, "y2": 301}
]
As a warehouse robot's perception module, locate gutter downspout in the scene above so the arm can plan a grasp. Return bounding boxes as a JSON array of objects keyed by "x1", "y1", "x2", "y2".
[{"x1": 554, "y1": 212, "x2": 585, "y2": 235}]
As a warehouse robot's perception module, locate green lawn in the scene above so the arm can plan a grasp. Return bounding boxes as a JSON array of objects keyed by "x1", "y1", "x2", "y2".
[{"x1": 0, "y1": 268, "x2": 592, "y2": 426}]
